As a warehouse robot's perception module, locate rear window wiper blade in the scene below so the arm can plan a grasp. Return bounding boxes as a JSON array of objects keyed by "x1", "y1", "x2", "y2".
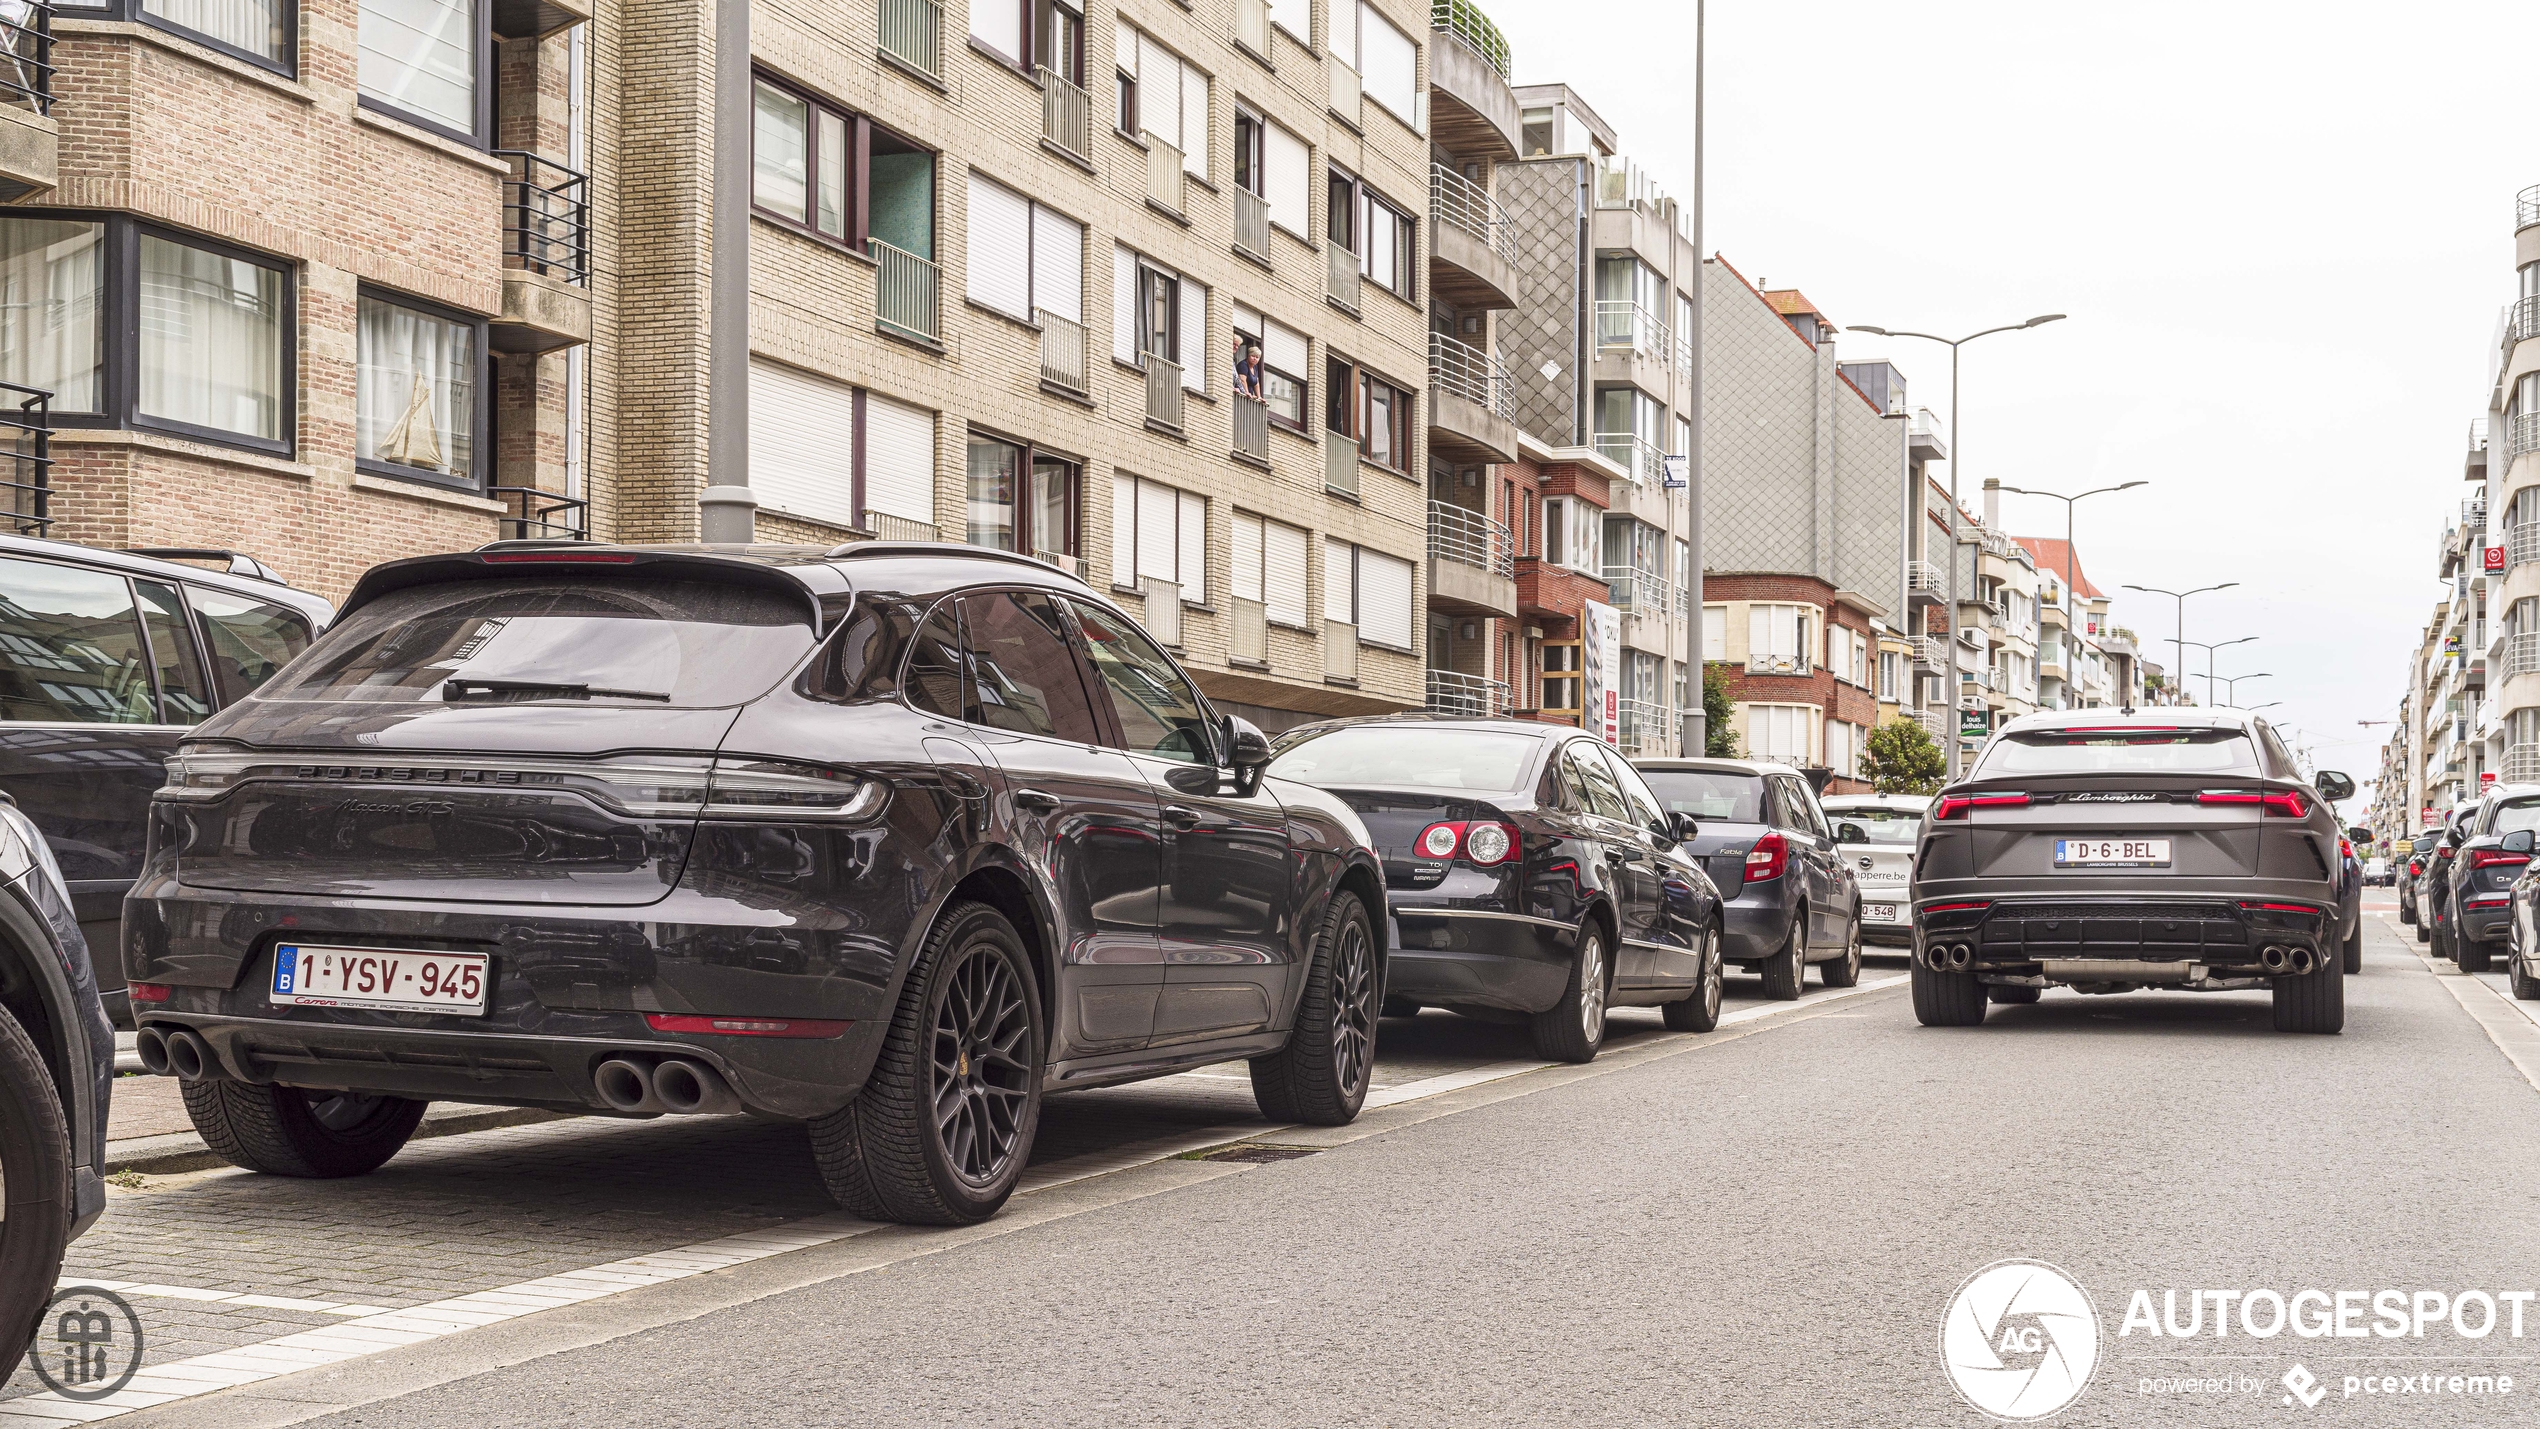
[{"x1": 442, "y1": 678, "x2": 672, "y2": 703}]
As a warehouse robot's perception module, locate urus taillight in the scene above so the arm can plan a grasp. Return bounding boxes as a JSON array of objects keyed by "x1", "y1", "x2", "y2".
[
  {"x1": 2194, "y1": 789, "x2": 2309, "y2": 818},
  {"x1": 1933, "y1": 792, "x2": 2029, "y2": 820}
]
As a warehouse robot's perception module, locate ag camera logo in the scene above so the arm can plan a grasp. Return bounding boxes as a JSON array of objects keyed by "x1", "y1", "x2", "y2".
[{"x1": 1941, "y1": 1259, "x2": 2102, "y2": 1420}]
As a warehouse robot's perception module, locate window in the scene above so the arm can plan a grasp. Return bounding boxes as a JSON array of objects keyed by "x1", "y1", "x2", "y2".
[
  {"x1": 1232, "y1": 305, "x2": 1308, "y2": 429},
  {"x1": 1328, "y1": 169, "x2": 1414, "y2": 299},
  {"x1": 754, "y1": 76, "x2": 849, "y2": 242},
  {"x1": 1324, "y1": 353, "x2": 1411, "y2": 472},
  {"x1": 127, "y1": 0, "x2": 292, "y2": 69},
  {"x1": 1115, "y1": 23, "x2": 1207, "y2": 178},
  {"x1": 963, "y1": 591, "x2": 1104, "y2": 743},
  {"x1": 1031, "y1": 0, "x2": 1085, "y2": 82},
  {"x1": 1356, "y1": 3, "x2": 1416, "y2": 125},
  {"x1": 0, "y1": 557, "x2": 156, "y2": 723},
  {"x1": 140, "y1": 234, "x2": 287, "y2": 446},
  {"x1": 1324, "y1": 539, "x2": 1413, "y2": 651},
  {"x1": 1520, "y1": 107, "x2": 1553, "y2": 157},
  {"x1": 1602, "y1": 517, "x2": 1664, "y2": 585},
  {"x1": 1541, "y1": 496, "x2": 1600, "y2": 575},
  {"x1": 1231, "y1": 511, "x2": 1310, "y2": 627},
  {"x1": 1111, "y1": 474, "x2": 1206, "y2": 601},
  {"x1": 964, "y1": 173, "x2": 1082, "y2": 325},
  {"x1": 360, "y1": 0, "x2": 487, "y2": 141},
  {"x1": 1825, "y1": 625, "x2": 1867, "y2": 686},
  {"x1": 1749, "y1": 604, "x2": 1814, "y2": 670},
  {"x1": 1068, "y1": 599, "x2": 1216, "y2": 762},
  {"x1": 1562, "y1": 741, "x2": 1628, "y2": 820},
  {"x1": 967, "y1": 0, "x2": 1023, "y2": 64},
  {"x1": 356, "y1": 291, "x2": 484, "y2": 490},
  {"x1": 1878, "y1": 649, "x2": 1901, "y2": 701},
  {"x1": 1110, "y1": 246, "x2": 1205, "y2": 393},
  {"x1": 750, "y1": 364, "x2": 935, "y2": 533},
  {"x1": 965, "y1": 433, "x2": 1078, "y2": 562},
  {"x1": 1702, "y1": 604, "x2": 1725, "y2": 660},
  {"x1": 189, "y1": 586, "x2": 312, "y2": 705},
  {"x1": 0, "y1": 219, "x2": 103, "y2": 413},
  {"x1": 1599, "y1": 743, "x2": 1667, "y2": 830},
  {"x1": 1746, "y1": 704, "x2": 1815, "y2": 765},
  {"x1": 905, "y1": 600, "x2": 967, "y2": 719},
  {"x1": 1234, "y1": 108, "x2": 1263, "y2": 197},
  {"x1": 1826, "y1": 719, "x2": 1862, "y2": 780}
]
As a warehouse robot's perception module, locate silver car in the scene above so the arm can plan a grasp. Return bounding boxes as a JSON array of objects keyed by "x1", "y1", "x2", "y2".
[{"x1": 1818, "y1": 793, "x2": 1928, "y2": 946}]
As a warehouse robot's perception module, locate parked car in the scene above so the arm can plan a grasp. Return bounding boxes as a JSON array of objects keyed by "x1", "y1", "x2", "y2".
[
  {"x1": 2498, "y1": 830, "x2": 2540, "y2": 999},
  {"x1": 124, "y1": 542, "x2": 1386, "y2": 1226},
  {"x1": 1908, "y1": 709, "x2": 2356, "y2": 1033},
  {"x1": 1817, "y1": 792, "x2": 1928, "y2": 947},
  {"x1": 1629, "y1": 759, "x2": 1861, "y2": 999},
  {"x1": 2437, "y1": 784, "x2": 2540, "y2": 972},
  {"x1": 2420, "y1": 806, "x2": 2481, "y2": 957},
  {"x1": 1264, "y1": 716, "x2": 1725, "y2": 1060},
  {"x1": 2398, "y1": 826, "x2": 2446, "y2": 931},
  {"x1": 2363, "y1": 854, "x2": 2389, "y2": 887},
  {"x1": 0, "y1": 791, "x2": 113, "y2": 1350},
  {"x1": 0, "y1": 538, "x2": 330, "y2": 1024}
]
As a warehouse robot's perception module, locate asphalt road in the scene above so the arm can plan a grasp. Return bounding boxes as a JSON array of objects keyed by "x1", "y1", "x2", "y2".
[{"x1": 96, "y1": 900, "x2": 2540, "y2": 1429}]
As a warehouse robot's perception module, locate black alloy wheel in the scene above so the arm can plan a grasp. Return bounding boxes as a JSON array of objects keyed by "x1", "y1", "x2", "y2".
[
  {"x1": 931, "y1": 944, "x2": 1036, "y2": 1186},
  {"x1": 1251, "y1": 891, "x2": 1379, "y2": 1124},
  {"x1": 1662, "y1": 922, "x2": 1724, "y2": 1033},
  {"x1": 0, "y1": 1003, "x2": 69, "y2": 1356}
]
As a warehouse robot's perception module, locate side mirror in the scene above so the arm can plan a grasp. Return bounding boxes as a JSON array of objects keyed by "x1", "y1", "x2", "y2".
[
  {"x1": 2347, "y1": 826, "x2": 2372, "y2": 845},
  {"x1": 2314, "y1": 770, "x2": 2355, "y2": 802},
  {"x1": 1222, "y1": 713, "x2": 1272, "y2": 773},
  {"x1": 2505, "y1": 830, "x2": 2538, "y2": 855},
  {"x1": 1835, "y1": 822, "x2": 1868, "y2": 845},
  {"x1": 1660, "y1": 811, "x2": 1701, "y2": 845}
]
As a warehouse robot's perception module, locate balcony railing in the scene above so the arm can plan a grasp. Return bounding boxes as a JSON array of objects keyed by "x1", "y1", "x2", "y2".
[
  {"x1": 1233, "y1": 392, "x2": 1269, "y2": 462},
  {"x1": 2511, "y1": 411, "x2": 2540, "y2": 463},
  {"x1": 1617, "y1": 697, "x2": 1671, "y2": 756},
  {"x1": 489, "y1": 485, "x2": 588, "y2": 541},
  {"x1": 1033, "y1": 547, "x2": 1088, "y2": 581},
  {"x1": 1325, "y1": 619, "x2": 1359, "y2": 682},
  {"x1": 1144, "y1": 132, "x2": 1185, "y2": 214},
  {"x1": 1428, "y1": 331, "x2": 1510, "y2": 419},
  {"x1": 1427, "y1": 669, "x2": 1511, "y2": 718},
  {"x1": 2511, "y1": 296, "x2": 2540, "y2": 351},
  {"x1": 1327, "y1": 54, "x2": 1360, "y2": 122},
  {"x1": 1326, "y1": 241, "x2": 1361, "y2": 310},
  {"x1": 1601, "y1": 565, "x2": 1677, "y2": 616},
  {"x1": 0, "y1": 382, "x2": 51, "y2": 535},
  {"x1": 1591, "y1": 431, "x2": 1666, "y2": 486},
  {"x1": 872, "y1": 240, "x2": 941, "y2": 343},
  {"x1": 2521, "y1": 183, "x2": 2540, "y2": 234},
  {"x1": 1594, "y1": 300, "x2": 1670, "y2": 362},
  {"x1": 1039, "y1": 67, "x2": 1091, "y2": 161},
  {"x1": 871, "y1": 512, "x2": 938, "y2": 543},
  {"x1": 0, "y1": 2, "x2": 54, "y2": 116},
  {"x1": 1747, "y1": 652, "x2": 1812, "y2": 676},
  {"x1": 1428, "y1": 163, "x2": 1510, "y2": 263},
  {"x1": 1144, "y1": 354, "x2": 1185, "y2": 431},
  {"x1": 1237, "y1": 0, "x2": 1271, "y2": 57},
  {"x1": 1906, "y1": 560, "x2": 1944, "y2": 600},
  {"x1": 493, "y1": 151, "x2": 591, "y2": 286},
  {"x1": 1231, "y1": 595, "x2": 1268, "y2": 665},
  {"x1": 1234, "y1": 186, "x2": 1271, "y2": 262},
  {"x1": 1037, "y1": 308, "x2": 1087, "y2": 394},
  {"x1": 1912, "y1": 707, "x2": 1948, "y2": 743},
  {"x1": 1911, "y1": 634, "x2": 1941, "y2": 669},
  {"x1": 1137, "y1": 579, "x2": 1184, "y2": 650},
  {"x1": 2508, "y1": 742, "x2": 2540, "y2": 783},
  {"x1": 1594, "y1": 153, "x2": 1666, "y2": 213},
  {"x1": 1428, "y1": 500, "x2": 1514, "y2": 576},
  {"x1": 1324, "y1": 428, "x2": 1359, "y2": 496},
  {"x1": 878, "y1": 0, "x2": 943, "y2": 78},
  {"x1": 1430, "y1": 0, "x2": 1511, "y2": 77},
  {"x1": 2512, "y1": 521, "x2": 2540, "y2": 569},
  {"x1": 2507, "y1": 632, "x2": 2540, "y2": 680}
]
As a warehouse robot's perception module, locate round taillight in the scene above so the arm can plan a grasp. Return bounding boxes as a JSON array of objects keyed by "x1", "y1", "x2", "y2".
[
  {"x1": 1419, "y1": 824, "x2": 1461, "y2": 858},
  {"x1": 1465, "y1": 823, "x2": 1511, "y2": 865}
]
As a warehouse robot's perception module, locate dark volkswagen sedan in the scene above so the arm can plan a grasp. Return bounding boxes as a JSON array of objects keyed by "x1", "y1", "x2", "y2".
[
  {"x1": 1265, "y1": 716, "x2": 1725, "y2": 1062},
  {"x1": 125, "y1": 543, "x2": 1386, "y2": 1225}
]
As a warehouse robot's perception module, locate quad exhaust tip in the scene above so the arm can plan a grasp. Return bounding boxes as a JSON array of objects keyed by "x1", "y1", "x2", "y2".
[
  {"x1": 134, "y1": 1025, "x2": 170, "y2": 1076},
  {"x1": 594, "y1": 1056, "x2": 742, "y2": 1116},
  {"x1": 1946, "y1": 944, "x2": 1973, "y2": 971},
  {"x1": 2258, "y1": 945, "x2": 2314, "y2": 975},
  {"x1": 147, "y1": 1027, "x2": 221, "y2": 1082}
]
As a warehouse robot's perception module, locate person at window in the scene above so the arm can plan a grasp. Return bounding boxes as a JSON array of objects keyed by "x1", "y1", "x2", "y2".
[{"x1": 1233, "y1": 338, "x2": 1264, "y2": 399}]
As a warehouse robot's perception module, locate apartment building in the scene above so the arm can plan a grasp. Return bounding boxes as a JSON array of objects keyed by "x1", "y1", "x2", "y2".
[{"x1": 2480, "y1": 183, "x2": 2540, "y2": 785}]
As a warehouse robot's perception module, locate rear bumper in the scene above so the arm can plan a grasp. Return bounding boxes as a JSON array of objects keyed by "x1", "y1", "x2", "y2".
[
  {"x1": 1856, "y1": 886, "x2": 1912, "y2": 942},
  {"x1": 1719, "y1": 885, "x2": 1797, "y2": 962},
  {"x1": 1913, "y1": 894, "x2": 2332, "y2": 975},
  {"x1": 1387, "y1": 906, "x2": 1575, "y2": 1014},
  {"x1": 2459, "y1": 899, "x2": 2514, "y2": 943}
]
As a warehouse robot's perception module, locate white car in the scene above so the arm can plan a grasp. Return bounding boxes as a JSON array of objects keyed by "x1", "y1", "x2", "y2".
[{"x1": 1819, "y1": 792, "x2": 1930, "y2": 945}]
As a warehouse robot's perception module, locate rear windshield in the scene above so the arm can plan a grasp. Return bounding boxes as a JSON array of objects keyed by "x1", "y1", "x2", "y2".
[
  {"x1": 1975, "y1": 728, "x2": 2261, "y2": 777},
  {"x1": 1825, "y1": 806, "x2": 1921, "y2": 844},
  {"x1": 1266, "y1": 727, "x2": 1542, "y2": 791},
  {"x1": 260, "y1": 579, "x2": 815, "y2": 709},
  {"x1": 2492, "y1": 801, "x2": 2540, "y2": 837},
  {"x1": 1638, "y1": 769, "x2": 1765, "y2": 822}
]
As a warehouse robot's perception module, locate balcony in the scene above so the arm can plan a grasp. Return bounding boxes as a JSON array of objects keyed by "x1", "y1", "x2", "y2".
[
  {"x1": 1909, "y1": 406, "x2": 1947, "y2": 462},
  {"x1": 2510, "y1": 295, "x2": 2540, "y2": 353},
  {"x1": 2509, "y1": 743, "x2": 2540, "y2": 783},
  {"x1": 1748, "y1": 652, "x2": 1812, "y2": 677},
  {"x1": 2511, "y1": 411, "x2": 2540, "y2": 467},
  {"x1": 1911, "y1": 634, "x2": 1941, "y2": 671},
  {"x1": 1232, "y1": 393, "x2": 1269, "y2": 464},
  {"x1": 1427, "y1": 331, "x2": 1517, "y2": 463},
  {"x1": 1234, "y1": 186, "x2": 1271, "y2": 265},
  {"x1": 1600, "y1": 566, "x2": 1679, "y2": 620},
  {"x1": 1589, "y1": 154, "x2": 1676, "y2": 269},
  {"x1": 0, "y1": 2, "x2": 53, "y2": 202},
  {"x1": 2508, "y1": 632, "x2": 2540, "y2": 680},
  {"x1": 1617, "y1": 698, "x2": 1672, "y2": 757},
  {"x1": 1425, "y1": 0, "x2": 1517, "y2": 158},
  {"x1": 878, "y1": 0, "x2": 943, "y2": 82},
  {"x1": 868, "y1": 242, "x2": 942, "y2": 346},
  {"x1": 1033, "y1": 548, "x2": 1088, "y2": 581},
  {"x1": 2521, "y1": 183, "x2": 2540, "y2": 234},
  {"x1": 1144, "y1": 133, "x2": 1185, "y2": 216},
  {"x1": 1428, "y1": 164, "x2": 1517, "y2": 309},
  {"x1": 1037, "y1": 308, "x2": 1087, "y2": 395},
  {"x1": 1594, "y1": 299, "x2": 1672, "y2": 396},
  {"x1": 1231, "y1": 596, "x2": 1268, "y2": 665},
  {"x1": 1427, "y1": 669, "x2": 1511, "y2": 718},
  {"x1": 1591, "y1": 431, "x2": 1667, "y2": 487},
  {"x1": 1428, "y1": 500, "x2": 1516, "y2": 619},
  {"x1": 0, "y1": 381, "x2": 51, "y2": 536},
  {"x1": 1326, "y1": 241, "x2": 1361, "y2": 312},
  {"x1": 1911, "y1": 707, "x2": 1947, "y2": 743},
  {"x1": 1906, "y1": 560, "x2": 1945, "y2": 605},
  {"x1": 1324, "y1": 428, "x2": 1360, "y2": 497},
  {"x1": 871, "y1": 512, "x2": 938, "y2": 542},
  {"x1": 1040, "y1": 67, "x2": 1091, "y2": 162},
  {"x1": 1325, "y1": 619, "x2": 1359, "y2": 683},
  {"x1": 1143, "y1": 354, "x2": 1185, "y2": 432},
  {"x1": 490, "y1": 151, "x2": 592, "y2": 353},
  {"x1": 2512, "y1": 520, "x2": 2540, "y2": 569},
  {"x1": 491, "y1": 486, "x2": 587, "y2": 540}
]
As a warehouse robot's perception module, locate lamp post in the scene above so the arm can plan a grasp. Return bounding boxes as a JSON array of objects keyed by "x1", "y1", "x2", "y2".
[
  {"x1": 2216, "y1": 670, "x2": 2272, "y2": 705},
  {"x1": 1675, "y1": 0, "x2": 1708, "y2": 759},
  {"x1": 1995, "y1": 480, "x2": 2146, "y2": 710},
  {"x1": 2246, "y1": 701, "x2": 2283, "y2": 713},
  {"x1": 2121, "y1": 581, "x2": 2239, "y2": 706},
  {"x1": 1848, "y1": 313, "x2": 2065, "y2": 777},
  {"x1": 2179, "y1": 635, "x2": 2259, "y2": 706}
]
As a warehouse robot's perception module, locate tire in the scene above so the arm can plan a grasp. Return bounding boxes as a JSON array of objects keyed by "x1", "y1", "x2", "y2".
[
  {"x1": 1662, "y1": 922, "x2": 1724, "y2": 1033},
  {"x1": 1530, "y1": 922, "x2": 1610, "y2": 1063},
  {"x1": 1757, "y1": 915, "x2": 1806, "y2": 1001},
  {"x1": 808, "y1": 901, "x2": 1043, "y2": 1225},
  {"x1": 2342, "y1": 921, "x2": 2363, "y2": 976},
  {"x1": 2458, "y1": 936, "x2": 2493, "y2": 974},
  {"x1": 2399, "y1": 902, "x2": 2415, "y2": 926},
  {"x1": 1251, "y1": 891, "x2": 1379, "y2": 1126},
  {"x1": 2271, "y1": 953, "x2": 2345, "y2": 1034},
  {"x1": 181, "y1": 1081, "x2": 426, "y2": 1178},
  {"x1": 1988, "y1": 984, "x2": 2042, "y2": 1005},
  {"x1": 2433, "y1": 921, "x2": 2452, "y2": 961},
  {"x1": 1818, "y1": 910, "x2": 1862, "y2": 989},
  {"x1": 1380, "y1": 996, "x2": 1422, "y2": 1019},
  {"x1": 2513, "y1": 955, "x2": 2540, "y2": 1002},
  {"x1": 2417, "y1": 920, "x2": 2431, "y2": 944},
  {"x1": 1911, "y1": 962, "x2": 1988, "y2": 1026},
  {"x1": 0, "y1": 1002, "x2": 69, "y2": 1361}
]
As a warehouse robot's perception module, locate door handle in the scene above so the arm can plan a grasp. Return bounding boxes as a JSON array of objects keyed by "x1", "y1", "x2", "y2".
[
  {"x1": 1013, "y1": 788, "x2": 1062, "y2": 812},
  {"x1": 1163, "y1": 805, "x2": 1203, "y2": 827}
]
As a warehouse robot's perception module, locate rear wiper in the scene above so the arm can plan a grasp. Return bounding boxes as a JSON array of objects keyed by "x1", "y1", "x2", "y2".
[{"x1": 443, "y1": 678, "x2": 671, "y2": 703}]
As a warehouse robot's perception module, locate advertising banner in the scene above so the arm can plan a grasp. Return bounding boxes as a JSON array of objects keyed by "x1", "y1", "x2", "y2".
[{"x1": 1582, "y1": 599, "x2": 1621, "y2": 744}]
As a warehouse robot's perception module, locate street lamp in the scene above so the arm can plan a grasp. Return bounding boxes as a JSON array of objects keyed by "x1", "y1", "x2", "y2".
[
  {"x1": 1994, "y1": 480, "x2": 2147, "y2": 709},
  {"x1": 2246, "y1": 701, "x2": 2283, "y2": 713},
  {"x1": 1675, "y1": 0, "x2": 1709, "y2": 760},
  {"x1": 1849, "y1": 313, "x2": 2067, "y2": 774},
  {"x1": 2215, "y1": 671, "x2": 2272, "y2": 705},
  {"x1": 2121, "y1": 581, "x2": 2239, "y2": 705},
  {"x1": 2179, "y1": 635, "x2": 2259, "y2": 706}
]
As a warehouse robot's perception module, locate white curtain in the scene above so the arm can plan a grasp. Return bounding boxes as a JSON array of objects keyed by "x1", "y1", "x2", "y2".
[
  {"x1": 360, "y1": 0, "x2": 479, "y2": 133},
  {"x1": 751, "y1": 84, "x2": 809, "y2": 225},
  {"x1": 356, "y1": 294, "x2": 474, "y2": 478},
  {"x1": 0, "y1": 220, "x2": 101, "y2": 413},
  {"x1": 143, "y1": 0, "x2": 286, "y2": 62},
  {"x1": 140, "y1": 236, "x2": 283, "y2": 442}
]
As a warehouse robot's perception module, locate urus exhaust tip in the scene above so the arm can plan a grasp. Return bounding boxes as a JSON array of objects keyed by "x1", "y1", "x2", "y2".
[
  {"x1": 2260, "y1": 945, "x2": 2289, "y2": 972},
  {"x1": 2289, "y1": 947, "x2": 2315, "y2": 975},
  {"x1": 1946, "y1": 944, "x2": 1973, "y2": 971}
]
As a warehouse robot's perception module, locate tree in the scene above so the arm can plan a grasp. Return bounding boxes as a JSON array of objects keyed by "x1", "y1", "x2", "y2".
[
  {"x1": 1864, "y1": 719, "x2": 1947, "y2": 795},
  {"x1": 1702, "y1": 663, "x2": 1741, "y2": 758}
]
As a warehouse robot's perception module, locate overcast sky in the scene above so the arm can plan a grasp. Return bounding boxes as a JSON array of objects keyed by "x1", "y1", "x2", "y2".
[{"x1": 1486, "y1": 0, "x2": 2521, "y2": 794}]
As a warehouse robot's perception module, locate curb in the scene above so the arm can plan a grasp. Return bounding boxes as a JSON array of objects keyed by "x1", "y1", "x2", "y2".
[{"x1": 106, "y1": 1105, "x2": 576, "y2": 1176}]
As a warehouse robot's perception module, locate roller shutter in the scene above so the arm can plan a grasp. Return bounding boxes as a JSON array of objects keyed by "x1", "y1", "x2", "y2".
[
  {"x1": 1357, "y1": 547, "x2": 1413, "y2": 650},
  {"x1": 1264, "y1": 520, "x2": 1308, "y2": 627},
  {"x1": 1265, "y1": 122, "x2": 1310, "y2": 238},
  {"x1": 747, "y1": 358, "x2": 856, "y2": 530},
  {"x1": 863, "y1": 392, "x2": 934, "y2": 524},
  {"x1": 965, "y1": 172, "x2": 1031, "y2": 320}
]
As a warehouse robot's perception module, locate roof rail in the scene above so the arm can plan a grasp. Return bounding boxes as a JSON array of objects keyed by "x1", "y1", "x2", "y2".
[
  {"x1": 819, "y1": 540, "x2": 1094, "y2": 584},
  {"x1": 125, "y1": 548, "x2": 287, "y2": 586}
]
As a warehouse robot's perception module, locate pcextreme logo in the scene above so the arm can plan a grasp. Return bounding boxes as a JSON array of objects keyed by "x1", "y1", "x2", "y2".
[{"x1": 1940, "y1": 1259, "x2": 2103, "y2": 1421}]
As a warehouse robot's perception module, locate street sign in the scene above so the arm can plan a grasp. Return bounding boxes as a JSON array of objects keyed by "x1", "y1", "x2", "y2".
[
  {"x1": 2483, "y1": 771, "x2": 2499, "y2": 786},
  {"x1": 1661, "y1": 454, "x2": 1687, "y2": 489},
  {"x1": 2445, "y1": 634, "x2": 2463, "y2": 656},
  {"x1": 2487, "y1": 546, "x2": 2507, "y2": 572}
]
